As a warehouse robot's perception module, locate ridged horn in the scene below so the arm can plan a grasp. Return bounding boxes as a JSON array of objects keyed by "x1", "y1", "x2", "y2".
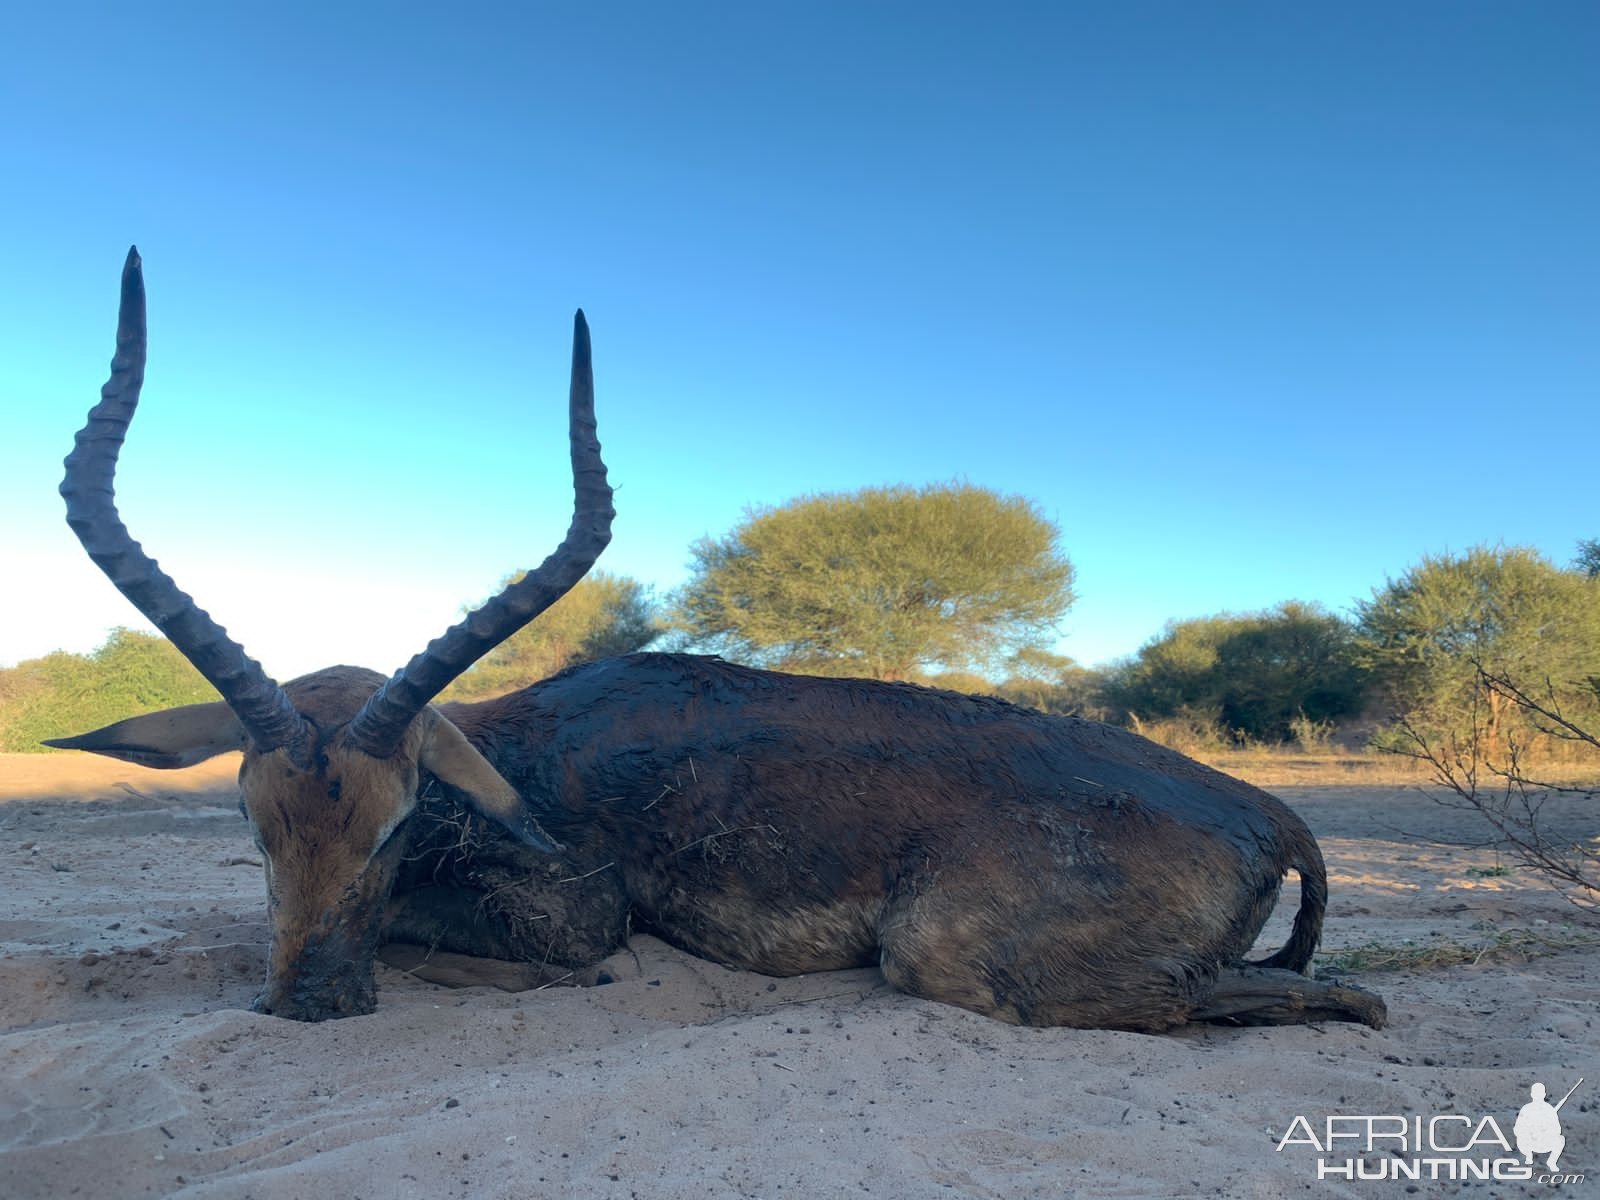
[
  {"x1": 346, "y1": 309, "x2": 614, "y2": 757},
  {"x1": 61, "y1": 247, "x2": 310, "y2": 757}
]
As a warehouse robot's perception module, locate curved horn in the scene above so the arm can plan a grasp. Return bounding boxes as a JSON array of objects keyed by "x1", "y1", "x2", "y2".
[
  {"x1": 61, "y1": 247, "x2": 310, "y2": 756},
  {"x1": 346, "y1": 310, "x2": 614, "y2": 757}
]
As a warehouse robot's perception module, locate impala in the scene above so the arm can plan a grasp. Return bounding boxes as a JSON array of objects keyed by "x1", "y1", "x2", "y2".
[{"x1": 49, "y1": 249, "x2": 1386, "y2": 1031}]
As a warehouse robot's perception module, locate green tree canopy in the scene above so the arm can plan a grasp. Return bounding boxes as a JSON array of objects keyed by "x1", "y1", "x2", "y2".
[
  {"x1": 675, "y1": 482, "x2": 1074, "y2": 681},
  {"x1": 993, "y1": 648, "x2": 1106, "y2": 717},
  {"x1": 1100, "y1": 601, "x2": 1365, "y2": 742},
  {"x1": 1575, "y1": 538, "x2": 1600, "y2": 580},
  {"x1": 1355, "y1": 545, "x2": 1600, "y2": 747},
  {"x1": 440, "y1": 571, "x2": 659, "y2": 701},
  {"x1": 3, "y1": 628, "x2": 219, "y2": 752}
]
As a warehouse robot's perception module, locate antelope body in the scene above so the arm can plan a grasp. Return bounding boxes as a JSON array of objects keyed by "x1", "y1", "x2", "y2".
[{"x1": 48, "y1": 250, "x2": 1386, "y2": 1031}]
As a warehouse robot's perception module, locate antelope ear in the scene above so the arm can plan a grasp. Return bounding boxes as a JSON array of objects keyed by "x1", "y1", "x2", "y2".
[
  {"x1": 419, "y1": 715, "x2": 562, "y2": 853},
  {"x1": 42, "y1": 702, "x2": 248, "y2": 768}
]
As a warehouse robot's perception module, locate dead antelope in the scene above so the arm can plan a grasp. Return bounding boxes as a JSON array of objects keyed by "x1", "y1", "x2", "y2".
[{"x1": 49, "y1": 249, "x2": 1386, "y2": 1031}]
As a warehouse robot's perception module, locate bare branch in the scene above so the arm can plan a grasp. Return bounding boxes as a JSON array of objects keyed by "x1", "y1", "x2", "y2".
[{"x1": 1377, "y1": 664, "x2": 1598, "y2": 913}]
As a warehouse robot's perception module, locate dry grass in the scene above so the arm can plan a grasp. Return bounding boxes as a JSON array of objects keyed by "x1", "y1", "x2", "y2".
[
  {"x1": 1190, "y1": 749, "x2": 1437, "y2": 789},
  {"x1": 1202, "y1": 746, "x2": 1600, "y2": 790},
  {"x1": 1128, "y1": 707, "x2": 1600, "y2": 790},
  {"x1": 1319, "y1": 925, "x2": 1600, "y2": 974}
]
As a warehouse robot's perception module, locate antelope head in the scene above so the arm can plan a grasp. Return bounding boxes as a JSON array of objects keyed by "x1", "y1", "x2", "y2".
[{"x1": 46, "y1": 249, "x2": 614, "y2": 1020}]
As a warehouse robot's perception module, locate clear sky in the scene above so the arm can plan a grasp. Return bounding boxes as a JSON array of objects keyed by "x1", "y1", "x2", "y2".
[{"x1": 2, "y1": 2, "x2": 1595, "y2": 682}]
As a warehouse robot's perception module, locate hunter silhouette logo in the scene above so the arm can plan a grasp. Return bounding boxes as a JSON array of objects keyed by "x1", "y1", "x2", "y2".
[
  {"x1": 1516, "y1": 1078, "x2": 1582, "y2": 1172},
  {"x1": 1276, "y1": 1076, "x2": 1586, "y2": 1185}
]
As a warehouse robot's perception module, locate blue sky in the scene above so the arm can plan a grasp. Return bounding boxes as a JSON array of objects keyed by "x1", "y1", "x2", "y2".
[{"x1": 2, "y1": 3, "x2": 1596, "y2": 681}]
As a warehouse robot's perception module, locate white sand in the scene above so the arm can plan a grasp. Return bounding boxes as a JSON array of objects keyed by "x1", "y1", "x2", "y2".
[{"x1": 1, "y1": 755, "x2": 1594, "y2": 1198}]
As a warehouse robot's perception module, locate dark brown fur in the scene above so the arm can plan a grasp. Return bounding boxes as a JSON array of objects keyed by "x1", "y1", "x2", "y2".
[
  {"x1": 376, "y1": 652, "x2": 1385, "y2": 1032},
  {"x1": 52, "y1": 253, "x2": 1381, "y2": 1029}
]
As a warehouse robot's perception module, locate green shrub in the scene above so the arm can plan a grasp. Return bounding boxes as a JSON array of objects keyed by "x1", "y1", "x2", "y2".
[
  {"x1": 1101, "y1": 602, "x2": 1366, "y2": 743},
  {"x1": 0, "y1": 629, "x2": 218, "y2": 752}
]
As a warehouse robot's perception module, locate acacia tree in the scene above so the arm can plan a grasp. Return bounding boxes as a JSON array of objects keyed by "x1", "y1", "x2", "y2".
[
  {"x1": 675, "y1": 483, "x2": 1074, "y2": 681},
  {"x1": 1356, "y1": 546, "x2": 1600, "y2": 756},
  {"x1": 1098, "y1": 602, "x2": 1365, "y2": 743},
  {"x1": 441, "y1": 572, "x2": 658, "y2": 701},
  {"x1": 1369, "y1": 548, "x2": 1600, "y2": 912}
]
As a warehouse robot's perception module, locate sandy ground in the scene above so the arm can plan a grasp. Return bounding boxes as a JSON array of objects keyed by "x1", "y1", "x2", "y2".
[{"x1": 1, "y1": 752, "x2": 1595, "y2": 1199}]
